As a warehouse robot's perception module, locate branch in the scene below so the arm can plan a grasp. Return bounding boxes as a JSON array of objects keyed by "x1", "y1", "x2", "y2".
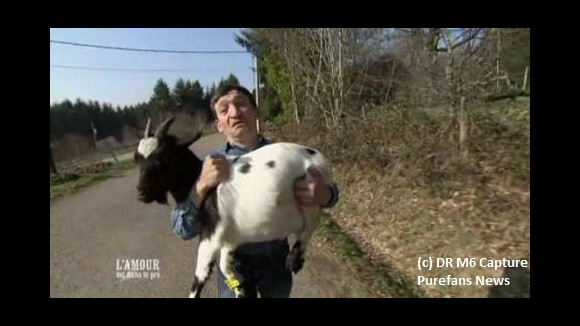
[
  {"x1": 484, "y1": 90, "x2": 530, "y2": 102},
  {"x1": 436, "y1": 28, "x2": 484, "y2": 52}
]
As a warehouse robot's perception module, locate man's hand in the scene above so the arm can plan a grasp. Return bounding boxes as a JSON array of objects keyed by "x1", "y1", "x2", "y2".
[
  {"x1": 294, "y1": 167, "x2": 331, "y2": 207},
  {"x1": 193, "y1": 155, "x2": 230, "y2": 206}
]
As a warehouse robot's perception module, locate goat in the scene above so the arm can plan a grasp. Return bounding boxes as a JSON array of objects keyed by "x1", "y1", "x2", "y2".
[{"x1": 134, "y1": 116, "x2": 334, "y2": 298}]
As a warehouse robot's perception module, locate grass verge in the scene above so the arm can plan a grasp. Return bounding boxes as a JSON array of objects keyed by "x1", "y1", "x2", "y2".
[{"x1": 50, "y1": 160, "x2": 136, "y2": 200}]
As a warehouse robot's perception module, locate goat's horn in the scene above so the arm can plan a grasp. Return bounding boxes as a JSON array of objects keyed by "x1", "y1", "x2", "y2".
[
  {"x1": 144, "y1": 118, "x2": 152, "y2": 138},
  {"x1": 154, "y1": 116, "x2": 175, "y2": 138}
]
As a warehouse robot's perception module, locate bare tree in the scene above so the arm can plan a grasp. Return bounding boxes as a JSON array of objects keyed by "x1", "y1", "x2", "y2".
[
  {"x1": 390, "y1": 28, "x2": 530, "y2": 159},
  {"x1": 250, "y1": 28, "x2": 528, "y2": 137},
  {"x1": 257, "y1": 28, "x2": 390, "y2": 128}
]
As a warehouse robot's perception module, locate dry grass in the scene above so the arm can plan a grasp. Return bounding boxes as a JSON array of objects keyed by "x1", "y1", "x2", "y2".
[
  {"x1": 266, "y1": 99, "x2": 530, "y2": 297},
  {"x1": 329, "y1": 165, "x2": 529, "y2": 297}
]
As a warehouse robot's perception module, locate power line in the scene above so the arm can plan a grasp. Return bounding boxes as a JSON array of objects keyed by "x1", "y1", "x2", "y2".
[
  {"x1": 50, "y1": 39, "x2": 249, "y2": 54},
  {"x1": 50, "y1": 64, "x2": 222, "y2": 73}
]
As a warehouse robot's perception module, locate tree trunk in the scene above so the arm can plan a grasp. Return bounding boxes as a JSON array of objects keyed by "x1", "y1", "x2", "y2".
[
  {"x1": 484, "y1": 90, "x2": 530, "y2": 102},
  {"x1": 496, "y1": 29, "x2": 501, "y2": 92},
  {"x1": 522, "y1": 66, "x2": 529, "y2": 90},
  {"x1": 447, "y1": 106, "x2": 457, "y2": 150},
  {"x1": 291, "y1": 82, "x2": 300, "y2": 124},
  {"x1": 337, "y1": 28, "x2": 344, "y2": 124},
  {"x1": 459, "y1": 96, "x2": 468, "y2": 160}
]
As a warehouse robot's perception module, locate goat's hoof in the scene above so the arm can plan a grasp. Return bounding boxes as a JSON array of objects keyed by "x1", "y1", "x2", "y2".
[
  {"x1": 286, "y1": 249, "x2": 305, "y2": 274},
  {"x1": 189, "y1": 288, "x2": 202, "y2": 298}
]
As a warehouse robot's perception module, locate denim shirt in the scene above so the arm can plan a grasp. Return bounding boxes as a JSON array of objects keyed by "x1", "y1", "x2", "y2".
[{"x1": 170, "y1": 135, "x2": 340, "y2": 254}]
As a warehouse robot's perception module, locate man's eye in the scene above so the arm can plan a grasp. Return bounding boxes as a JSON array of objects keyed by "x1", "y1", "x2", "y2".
[{"x1": 233, "y1": 99, "x2": 249, "y2": 107}]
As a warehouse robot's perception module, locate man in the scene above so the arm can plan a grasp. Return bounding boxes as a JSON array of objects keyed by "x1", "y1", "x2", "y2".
[{"x1": 171, "y1": 85, "x2": 339, "y2": 298}]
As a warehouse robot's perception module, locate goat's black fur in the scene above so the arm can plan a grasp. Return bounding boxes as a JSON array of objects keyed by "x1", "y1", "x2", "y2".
[
  {"x1": 135, "y1": 131, "x2": 202, "y2": 204},
  {"x1": 200, "y1": 188, "x2": 221, "y2": 239}
]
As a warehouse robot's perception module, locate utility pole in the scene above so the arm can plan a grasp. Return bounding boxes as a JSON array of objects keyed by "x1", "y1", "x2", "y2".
[
  {"x1": 92, "y1": 122, "x2": 119, "y2": 163},
  {"x1": 50, "y1": 142, "x2": 58, "y2": 174},
  {"x1": 91, "y1": 122, "x2": 98, "y2": 147},
  {"x1": 253, "y1": 54, "x2": 261, "y2": 134},
  {"x1": 253, "y1": 54, "x2": 259, "y2": 107}
]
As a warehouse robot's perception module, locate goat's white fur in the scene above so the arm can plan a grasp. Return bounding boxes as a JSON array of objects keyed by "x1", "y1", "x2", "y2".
[
  {"x1": 137, "y1": 138, "x2": 159, "y2": 159},
  {"x1": 190, "y1": 142, "x2": 333, "y2": 297}
]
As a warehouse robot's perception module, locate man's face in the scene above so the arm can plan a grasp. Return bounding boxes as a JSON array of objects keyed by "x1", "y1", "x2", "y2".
[{"x1": 214, "y1": 90, "x2": 258, "y2": 138}]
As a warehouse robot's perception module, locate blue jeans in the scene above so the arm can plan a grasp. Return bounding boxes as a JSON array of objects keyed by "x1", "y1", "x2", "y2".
[{"x1": 216, "y1": 240, "x2": 293, "y2": 298}]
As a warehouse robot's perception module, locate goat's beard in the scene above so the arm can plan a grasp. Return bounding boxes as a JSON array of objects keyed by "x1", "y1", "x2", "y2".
[
  {"x1": 139, "y1": 191, "x2": 168, "y2": 204},
  {"x1": 154, "y1": 193, "x2": 168, "y2": 204}
]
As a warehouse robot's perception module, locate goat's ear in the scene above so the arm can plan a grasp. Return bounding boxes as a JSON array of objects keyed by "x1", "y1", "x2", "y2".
[{"x1": 179, "y1": 131, "x2": 202, "y2": 148}]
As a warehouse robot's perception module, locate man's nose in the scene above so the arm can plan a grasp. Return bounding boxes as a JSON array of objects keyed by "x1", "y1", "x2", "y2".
[{"x1": 229, "y1": 105, "x2": 242, "y2": 117}]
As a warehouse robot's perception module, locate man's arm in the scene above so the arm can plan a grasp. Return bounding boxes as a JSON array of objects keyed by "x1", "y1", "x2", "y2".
[
  {"x1": 322, "y1": 183, "x2": 339, "y2": 208},
  {"x1": 295, "y1": 168, "x2": 340, "y2": 208},
  {"x1": 193, "y1": 154, "x2": 230, "y2": 205},
  {"x1": 171, "y1": 153, "x2": 230, "y2": 240},
  {"x1": 170, "y1": 197, "x2": 202, "y2": 240}
]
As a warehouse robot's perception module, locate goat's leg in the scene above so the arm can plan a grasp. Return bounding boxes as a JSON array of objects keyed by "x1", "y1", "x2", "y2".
[
  {"x1": 189, "y1": 239, "x2": 219, "y2": 298},
  {"x1": 286, "y1": 208, "x2": 321, "y2": 273},
  {"x1": 218, "y1": 246, "x2": 245, "y2": 298}
]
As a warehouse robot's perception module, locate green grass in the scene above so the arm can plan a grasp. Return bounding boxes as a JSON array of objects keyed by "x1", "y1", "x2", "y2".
[{"x1": 50, "y1": 160, "x2": 136, "y2": 200}]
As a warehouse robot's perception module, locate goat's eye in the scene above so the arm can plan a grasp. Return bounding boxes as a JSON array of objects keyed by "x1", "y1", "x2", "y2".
[{"x1": 144, "y1": 160, "x2": 161, "y2": 170}]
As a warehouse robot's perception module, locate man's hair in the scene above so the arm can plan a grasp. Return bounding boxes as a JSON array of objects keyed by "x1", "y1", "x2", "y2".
[{"x1": 210, "y1": 85, "x2": 257, "y2": 118}]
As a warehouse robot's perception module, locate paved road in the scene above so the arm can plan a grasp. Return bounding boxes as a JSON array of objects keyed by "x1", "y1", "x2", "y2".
[{"x1": 50, "y1": 133, "x2": 372, "y2": 298}]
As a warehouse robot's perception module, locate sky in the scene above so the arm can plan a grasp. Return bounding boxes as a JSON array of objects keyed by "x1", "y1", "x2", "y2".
[{"x1": 50, "y1": 28, "x2": 254, "y2": 108}]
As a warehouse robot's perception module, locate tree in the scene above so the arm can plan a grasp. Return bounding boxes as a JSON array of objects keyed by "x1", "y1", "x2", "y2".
[
  {"x1": 51, "y1": 97, "x2": 144, "y2": 150},
  {"x1": 387, "y1": 28, "x2": 531, "y2": 158},
  {"x1": 173, "y1": 78, "x2": 193, "y2": 114},
  {"x1": 190, "y1": 80, "x2": 205, "y2": 111},
  {"x1": 236, "y1": 29, "x2": 284, "y2": 120},
  {"x1": 236, "y1": 28, "x2": 403, "y2": 127},
  {"x1": 236, "y1": 29, "x2": 302, "y2": 124},
  {"x1": 149, "y1": 78, "x2": 176, "y2": 118},
  {"x1": 497, "y1": 28, "x2": 530, "y2": 91},
  {"x1": 217, "y1": 74, "x2": 240, "y2": 90}
]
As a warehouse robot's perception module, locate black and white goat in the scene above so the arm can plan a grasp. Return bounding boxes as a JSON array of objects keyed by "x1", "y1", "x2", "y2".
[{"x1": 134, "y1": 116, "x2": 334, "y2": 298}]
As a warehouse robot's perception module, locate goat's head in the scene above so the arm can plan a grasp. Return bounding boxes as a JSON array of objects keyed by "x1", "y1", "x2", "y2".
[{"x1": 134, "y1": 116, "x2": 202, "y2": 204}]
